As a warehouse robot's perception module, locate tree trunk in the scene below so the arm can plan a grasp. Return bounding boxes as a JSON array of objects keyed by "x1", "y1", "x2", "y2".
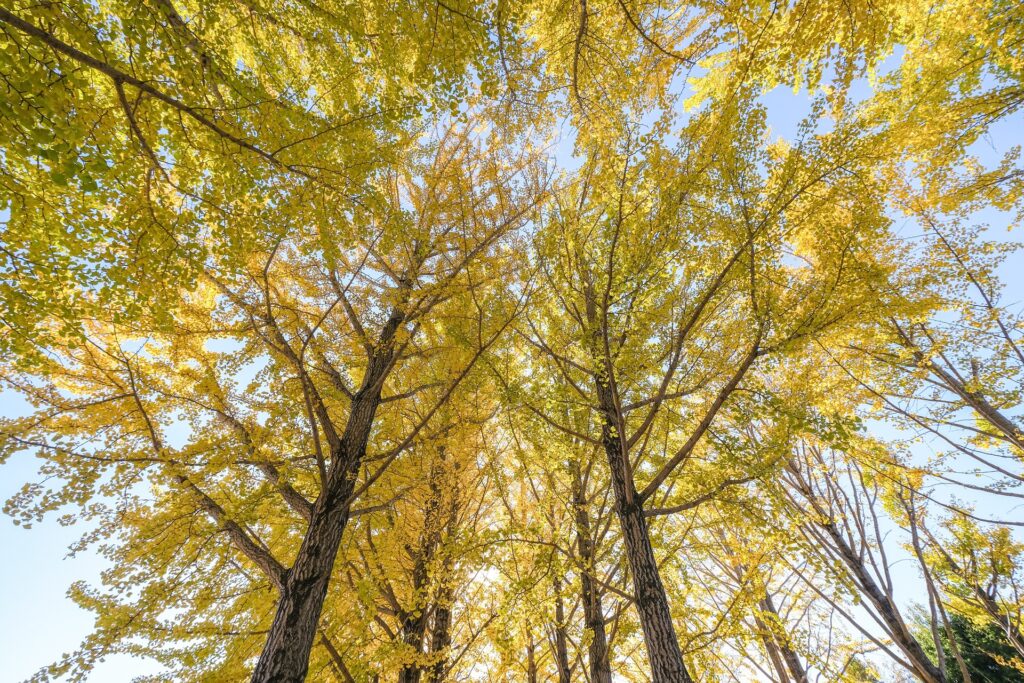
[
  {"x1": 428, "y1": 591, "x2": 452, "y2": 682},
  {"x1": 596, "y1": 396, "x2": 692, "y2": 681},
  {"x1": 251, "y1": 393, "x2": 382, "y2": 682},
  {"x1": 977, "y1": 590, "x2": 1024, "y2": 659},
  {"x1": 894, "y1": 324, "x2": 1024, "y2": 451},
  {"x1": 754, "y1": 612, "x2": 792, "y2": 683},
  {"x1": 617, "y1": 495, "x2": 693, "y2": 683},
  {"x1": 319, "y1": 630, "x2": 356, "y2": 683},
  {"x1": 571, "y1": 462, "x2": 613, "y2": 683},
  {"x1": 927, "y1": 532, "x2": 1024, "y2": 660},
  {"x1": 398, "y1": 610, "x2": 429, "y2": 683},
  {"x1": 926, "y1": 358, "x2": 1024, "y2": 452},
  {"x1": 399, "y1": 449, "x2": 449, "y2": 683},
  {"x1": 758, "y1": 592, "x2": 806, "y2": 683},
  {"x1": 821, "y1": 521, "x2": 946, "y2": 683},
  {"x1": 250, "y1": 470, "x2": 358, "y2": 682},
  {"x1": 527, "y1": 635, "x2": 538, "y2": 683},
  {"x1": 429, "y1": 449, "x2": 461, "y2": 683},
  {"x1": 583, "y1": 282, "x2": 692, "y2": 683},
  {"x1": 552, "y1": 577, "x2": 572, "y2": 683}
]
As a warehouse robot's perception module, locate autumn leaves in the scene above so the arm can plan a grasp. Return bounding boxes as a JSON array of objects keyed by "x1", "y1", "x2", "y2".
[{"x1": 1, "y1": 1, "x2": 1023, "y2": 681}]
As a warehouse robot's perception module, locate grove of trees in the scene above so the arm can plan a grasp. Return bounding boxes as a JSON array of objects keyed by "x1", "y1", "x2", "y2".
[{"x1": 1, "y1": 0, "x2": 1022, "y2": 681}]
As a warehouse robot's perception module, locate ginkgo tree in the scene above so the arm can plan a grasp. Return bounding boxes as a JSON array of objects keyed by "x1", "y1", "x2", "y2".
[
  {"x1": 2, "y1": 0, "x2": 1023, "y2": 682},
  {"x1": 1, "y1": 102, "x2": 547, "y2": 680}
]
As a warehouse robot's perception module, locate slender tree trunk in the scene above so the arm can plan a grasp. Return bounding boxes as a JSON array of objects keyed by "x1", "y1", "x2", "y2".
[
  {"x1": 598, "y1": 419, "x2": 689, "y2": 680},
  {"x1": 977, "y1": 591, "x2": 1024, "y2": 659},
  {"x1": 527, "y1": 635, "x2": 538, "y2": 683},
  {"x1": 927, "y1": 529, "x2": 1024, "y2": 660},
  {"x1": 319, "y1": 630, "x2": 356, "y2": 683},
  {"x1": 788, "y1": 461, "x2": 946, "y2": 683},
  {"x1": 926, "y1": 358, "x2": 1024, "y2": 452},
  {"x1": 571, "y1": 462, "x2": 613, "y2": 683},
  {"x1": 398, "y1": 611, "x2": 429, "y2": 683},
  {"x1": 724, "y1": 557, "x2": 803, "y2": 683},
  {"x1": 252, "y1": 392, "x2": 383, "y2": 682},
  {"x1": 615, "y1": 492, "x2": 693, "y2": 683},
  {"x1": 820, "y1": 520, "x2": 946, "y2": 683},
  {"x1": 754, "y1": 611, "x2": 792, "y2": 683},
  {"x1": 758, "y1": 593, "x2": 806, "y2": 683},
  {"x1": 552, "y1": 577, "x2": 572, "y2": 683},
  {"x1": 894, "y1": 324, "x2": 1024, "y2": 451},
  {"x1": 429, "y1": 451, "x2": 460, "y2": 683},
  {"x1": 580, "y1": 570, "x2": 613, "y2": 683},
  {"x1": 396, "y1": 547, "x2": 437, "y2": 681}
]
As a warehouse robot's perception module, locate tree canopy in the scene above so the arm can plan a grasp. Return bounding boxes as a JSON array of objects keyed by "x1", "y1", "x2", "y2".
[{"x1": 1, "y1": 0, "x2": 1022, "y2": 681}]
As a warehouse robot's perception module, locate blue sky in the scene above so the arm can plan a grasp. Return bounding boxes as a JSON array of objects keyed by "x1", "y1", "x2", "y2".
[
  {"x1": 0, "y1": 391, "x2": 167, "y2": 681},
  {"x1": 1, "y1": 71, "x2": 1023, "y2": 683}
]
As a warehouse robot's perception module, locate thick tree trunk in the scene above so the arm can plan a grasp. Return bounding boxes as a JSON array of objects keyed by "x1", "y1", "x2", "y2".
[
  {"x1": 250, "y1": 468, "x2": 358, "y2": 682},
  {"x1": 571, "y1": 463, "x2": 613, "y2": 683},
  {"x1": 252, "y1": 393, "x2": 382, "y2": 682},
  {"x1": 399, "y1": 449, "x2": 448, "y2": 683},
  {"x1": 428, "y1": 591, "x2": 452, "y2": 682},
  {"x1": 595, "y1": 393, "x2": 692, "y2": 681},
  {"x1": 616, "y1": 495, "x2": 693, "y2": 683}
]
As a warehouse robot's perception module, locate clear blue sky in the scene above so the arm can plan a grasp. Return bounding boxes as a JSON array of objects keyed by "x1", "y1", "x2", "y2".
[{"x1": 1, "y1": 74, "x2": 1022, "y2": 682}]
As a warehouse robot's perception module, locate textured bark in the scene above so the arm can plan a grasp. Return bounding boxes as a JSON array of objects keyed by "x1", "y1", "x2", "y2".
[
  {"x1": 583, "y1": 281, "x2": 693, "y2": 682},
  {"x1": 249, "y1": 463, "x2": 359, "y2": 682},
  {"x1": 571, "y1": 463, "x2": 613, "y2": 683},
  {"x1": 251, "y1": 389, "x2": 384, "y2": 682},
  {"x1": 616, "y1": 494, "x2": 693, "y2": 683},
  {"x1": 597, "y1": 390, "x2": 692, "y2": 682},
  {"x1": 250, "y1": 301, "x2": 410, "y2": 682},
  {"x1": 428, "y1": 590, "x2": 453, "y2": 682}
]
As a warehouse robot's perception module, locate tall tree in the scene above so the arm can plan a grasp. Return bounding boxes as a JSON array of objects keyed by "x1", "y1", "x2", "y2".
[{"x1": 2, "y1": 1, "x2": 1024, "y2": 681}]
